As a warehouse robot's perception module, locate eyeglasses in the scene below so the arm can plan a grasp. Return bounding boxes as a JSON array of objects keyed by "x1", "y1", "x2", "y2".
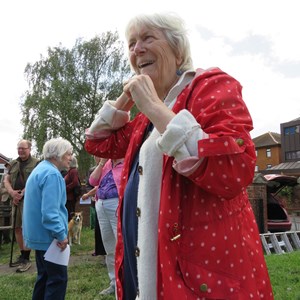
[{"x1": 17, "y1": 147, "x2": 29, "y2": 151}]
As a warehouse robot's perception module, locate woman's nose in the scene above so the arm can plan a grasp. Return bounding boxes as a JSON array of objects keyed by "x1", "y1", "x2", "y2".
[{"x1": 134, "y1": 40, "x2": 145, "y2": 55}]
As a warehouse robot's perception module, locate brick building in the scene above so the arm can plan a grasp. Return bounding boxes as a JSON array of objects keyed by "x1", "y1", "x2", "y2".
[
  {"x1": 261, "y1": 118, "x2": 300, "y2": 176},
  {"x1": 253, "y1": 132, "x2": 281, "y2": 172}
]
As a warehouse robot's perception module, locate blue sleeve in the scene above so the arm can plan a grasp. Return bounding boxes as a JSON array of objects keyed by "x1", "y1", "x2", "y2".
[{"x1": 40, "y1": 173, "x2": 67, "y2": 241}]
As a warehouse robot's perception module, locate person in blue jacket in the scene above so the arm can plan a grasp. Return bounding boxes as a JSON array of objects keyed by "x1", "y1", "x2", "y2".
[{"x1": 23, "y1": 138, "x2": 73, "y2": 300}]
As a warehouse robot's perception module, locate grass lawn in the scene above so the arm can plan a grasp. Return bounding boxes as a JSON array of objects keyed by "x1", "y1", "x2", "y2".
[
  {"x1": 265, "y1": 251, "x2": 300, "y2": 299},
  {"x1": 0, "y1": 227, "x2": 114, "y2": 300},
  {"x1": 1, "y1": 227, "x2": 300, "y2": 299}
]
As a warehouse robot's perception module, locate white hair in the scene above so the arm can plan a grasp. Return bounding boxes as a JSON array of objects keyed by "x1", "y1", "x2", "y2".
[
  {"x1": 43, "y1": 138, "x2": 73, "y2": 160},
  {"x1": 69, "y1": 155, "x2": 78, "y2": 168},
  {"x1": 125, "y1": 12, "x2": 194, "y2": 72}
]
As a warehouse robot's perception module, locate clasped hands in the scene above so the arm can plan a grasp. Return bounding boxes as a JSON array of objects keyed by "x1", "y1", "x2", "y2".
[
  {"x1": 118, "y1": 74, "x2": 162, "y2": 114},
  {"x1": 12, "y1": 189, "x2": 24, "y2": 205}
]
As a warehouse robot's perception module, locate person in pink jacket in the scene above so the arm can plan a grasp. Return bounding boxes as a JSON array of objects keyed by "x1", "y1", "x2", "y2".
[
  {"x1": 85, "y1": 12, "x2": 274, "y2": 300},
  {"x1": 89, "y1": 158, "x2": 124, "y2": 296}
]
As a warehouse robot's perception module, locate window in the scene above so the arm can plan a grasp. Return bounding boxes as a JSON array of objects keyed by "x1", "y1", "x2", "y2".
[
  {"x1": 266, "y1": 148, "x2": 271, "y2": 158},
  {"x1": 286, "y1": 151, "x2": 300, "y2": 160},
  {"x1": 284, "y1": 126, "x2": 299, "y2": 135},
  {"x1": 266, "y1": 164, "x2": 272, "y2": 169},
  {"x1": 255, "y1": 165, "x2": 259, "y2": 172},
  {"x1": 284, "y1": 128, "x2": 290, "y2": 135}
]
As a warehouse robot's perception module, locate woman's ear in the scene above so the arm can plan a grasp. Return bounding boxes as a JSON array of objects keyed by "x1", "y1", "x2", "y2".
[{"x1": 175, "y1": 53, "x2": 183, "y2": 70}]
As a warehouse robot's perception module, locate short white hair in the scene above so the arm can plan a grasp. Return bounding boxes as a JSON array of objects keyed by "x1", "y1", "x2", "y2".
[
  {"x1": 43, "y1": 138, "x2": 73, "y2": 160},
  {"x1": 125, "y1": 12, "x2": 194, "y2": 72}
]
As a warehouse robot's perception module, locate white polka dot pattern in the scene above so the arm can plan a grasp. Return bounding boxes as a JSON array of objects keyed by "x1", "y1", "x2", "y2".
[{"x1": 85, "y1": 67, "x2": 274, "y2": 300}]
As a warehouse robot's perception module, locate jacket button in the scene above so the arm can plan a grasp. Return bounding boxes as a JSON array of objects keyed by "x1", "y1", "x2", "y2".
[
  {"x1": 136, "y1": 207, "x2": 141, "y2": 217},
  {"x1": 135, "y1": 247, "x2": 140, "y2": 257},
  {"x1": 200, "y1": 283, "x2": 208, "y2": 292},
  {"x1": 138, "y1": 166, "x2": 143, "y2": 175},
  {"x1": 236, "y1": 138, "x2": 244, "y2": 146}
]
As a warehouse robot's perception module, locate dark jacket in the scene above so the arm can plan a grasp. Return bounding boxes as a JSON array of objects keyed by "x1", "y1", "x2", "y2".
[{"x1": 64, "y1": 167, "x2": 80, "y2": 201}]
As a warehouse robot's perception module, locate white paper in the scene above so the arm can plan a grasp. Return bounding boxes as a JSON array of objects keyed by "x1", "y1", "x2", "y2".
[
  {"x1": 44, "y1": 239, "x2": 70, "y2": 266},
  {"x1": 80, "y1": 196, "x2": 91, "y2": 204}
]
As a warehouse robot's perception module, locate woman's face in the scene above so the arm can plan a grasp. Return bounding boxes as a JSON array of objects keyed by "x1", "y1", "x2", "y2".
[
  {"x1": 58, "y1": 151, "x2": 73, "y2": 171},
  {"x1": 127, "y1": 23, "x2": 181, "y2": 94}
]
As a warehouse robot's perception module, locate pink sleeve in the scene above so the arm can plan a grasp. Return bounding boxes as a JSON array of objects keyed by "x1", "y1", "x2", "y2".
[{"x1": 89, "y1": 176, "x2": 99, "y2": 187}]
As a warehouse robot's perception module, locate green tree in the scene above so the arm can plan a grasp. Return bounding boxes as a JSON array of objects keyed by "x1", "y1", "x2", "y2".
[{"x1": 21, "y1": 31, "x2": 131, "y2": 177}]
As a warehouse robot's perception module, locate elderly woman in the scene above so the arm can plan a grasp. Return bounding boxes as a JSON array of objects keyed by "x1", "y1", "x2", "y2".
[
  {"x1": 85, "y1": 13, "x2": 274, "y2": 300},
  {"x1": 23, "y1": 138, "x2": 72, "y2": 300}
]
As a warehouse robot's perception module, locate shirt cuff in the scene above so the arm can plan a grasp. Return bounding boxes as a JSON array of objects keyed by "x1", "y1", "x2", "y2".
[
  {"x1": 156, "y1": 109, "x2": 204, "y2": 161},
  {"x1": 86, "y1": 101, "x2": 130, "y2": 139},
  {"x1": 173, "y1": 156, "x2": 204, "y2": 176}
]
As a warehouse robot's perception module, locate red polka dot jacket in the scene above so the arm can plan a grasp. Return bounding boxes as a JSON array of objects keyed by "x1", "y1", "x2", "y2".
[{"x1": 85, "y1": 68, "x2": 274, "y2": 300}]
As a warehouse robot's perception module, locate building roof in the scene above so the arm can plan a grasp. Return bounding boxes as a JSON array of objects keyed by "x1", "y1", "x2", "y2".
[
  {"x1": 260, "y1": 161, "x2": 300, "y2": 176},
  {"x1": 281, "y1": 117, "x2": 300, "y2": 125},
  {"x1": 0, "y1": 153, "x2": 11, "y2": 164},
  {"x1": 252, "y1": 132, "x2": 281, "y2": 148}
]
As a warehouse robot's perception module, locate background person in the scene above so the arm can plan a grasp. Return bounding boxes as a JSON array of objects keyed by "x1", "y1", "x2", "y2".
[
  {"x1": 4, "y1": 139, "x2": 39, "y2": 272},
  {"x1": 0, "y1": 162, "x2": 12, "y2": 245},
  {"x1": 64, "y1": 156, "x2": 80, "y2": 221},
  {"x1": 81, "y1": 155, "x2": 106, "y2": 257},
  {"x1": 89, "y1": 157, "x2": 124, "y2": 296},
  {"x1": 23, "y1": 138, "x2": 72, "y2": 300},
  {"x1": 84, "y1": 12, "x2": 274, "y2": 300}
]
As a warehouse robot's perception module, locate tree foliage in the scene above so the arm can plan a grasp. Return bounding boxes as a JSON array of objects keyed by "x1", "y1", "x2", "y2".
[{"x1": 21, "y1": 31, "x2": 131, "y2": 176}]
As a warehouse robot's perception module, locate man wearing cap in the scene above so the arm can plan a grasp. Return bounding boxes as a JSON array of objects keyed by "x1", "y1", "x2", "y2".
[{"x1": 4, "y1": 140, "x2": 39, "y2": 272}]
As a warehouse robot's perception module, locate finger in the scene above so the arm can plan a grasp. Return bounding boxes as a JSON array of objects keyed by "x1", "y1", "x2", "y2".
[
  {"x1": 123, "y1": 79, "x2": 130, "y2": 86},
  {"x1": 123, "y1": 74, "x2": 136, "y2": 86},
  {"x1": 124, "y1": 91, "x2": 133, "y2": 102},
  {"x1": 123, "y1": 83, "x2": 133, "y2": 99}
]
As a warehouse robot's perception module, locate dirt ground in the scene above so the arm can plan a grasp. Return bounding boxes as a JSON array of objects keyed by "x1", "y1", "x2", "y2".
[{"x1": 0, "y1": 252, "x2": 105, "y2": 275}]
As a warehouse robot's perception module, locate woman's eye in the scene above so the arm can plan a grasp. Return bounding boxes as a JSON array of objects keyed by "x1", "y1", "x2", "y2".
[
  {"x1": 144, "y1": 35, "x2": 153, "y2": 42},
  {"x1": 129, "y1": 42, "x2": 136, "y2": 51}
]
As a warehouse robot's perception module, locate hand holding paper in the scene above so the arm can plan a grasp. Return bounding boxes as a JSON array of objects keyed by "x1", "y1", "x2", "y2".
[{"x1": 44, "y1": 239, "x2": 70, "y2": 266}]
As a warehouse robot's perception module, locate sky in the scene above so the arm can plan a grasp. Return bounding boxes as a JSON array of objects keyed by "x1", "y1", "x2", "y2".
[{"x1": 1, "y1": 0, "x2": 299, "y2": 159}]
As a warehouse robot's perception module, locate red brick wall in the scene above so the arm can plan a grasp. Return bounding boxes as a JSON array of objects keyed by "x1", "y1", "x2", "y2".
[
  {"x1": 77, "y1": 202, "x2": 92, "y2": 228},
  {"x1": 256, "y1": 145, "x2": 281, "y2": 171},
  {"x1": 247, "y1": 184, "x2": 268, "y2": 233}
]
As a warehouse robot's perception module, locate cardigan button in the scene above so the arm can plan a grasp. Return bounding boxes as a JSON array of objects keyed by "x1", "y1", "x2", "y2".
[
  {"x1": 236, "y1": 138, "x2": 244, "y2": 146},
  {"x1": 135, "y1": 247, "x2": 140, "y2": 257},
  {"x1": 138, "y1": 165, "x2": 143, "y2": 175},
  {"x1": 200, "y1": 283, "x2": 208, "y2": 292},
  {"x1": 136, "y1": 207, "x2": 141, "y2": 217}
]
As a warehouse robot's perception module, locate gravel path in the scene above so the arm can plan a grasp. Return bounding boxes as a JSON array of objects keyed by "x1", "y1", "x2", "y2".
[{"x1": 0, "y1": 252, "x2": 105, "y2": 275}]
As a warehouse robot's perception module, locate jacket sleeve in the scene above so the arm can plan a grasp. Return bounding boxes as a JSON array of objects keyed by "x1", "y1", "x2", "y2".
[
  {"x1": 85, "y1": 101, "x2": 130, "y2": 139},
  {"x1": 41, "y1": 174, "x2": 67, "y2": 241},
  {"x1": 161, "y1": 69, "x2": 256, "y2": 199},
  {"x1": 88, "y1": 162, "x2": 109, "y2": 187},
  {"x1": 85, "y1": 106, "x2": 142, "y2": 159}
]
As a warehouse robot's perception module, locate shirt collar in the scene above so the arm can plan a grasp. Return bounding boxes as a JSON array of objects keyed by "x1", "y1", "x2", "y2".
[{"x1": 164, "y1": 70, "x2": 195, "y2": 107}]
